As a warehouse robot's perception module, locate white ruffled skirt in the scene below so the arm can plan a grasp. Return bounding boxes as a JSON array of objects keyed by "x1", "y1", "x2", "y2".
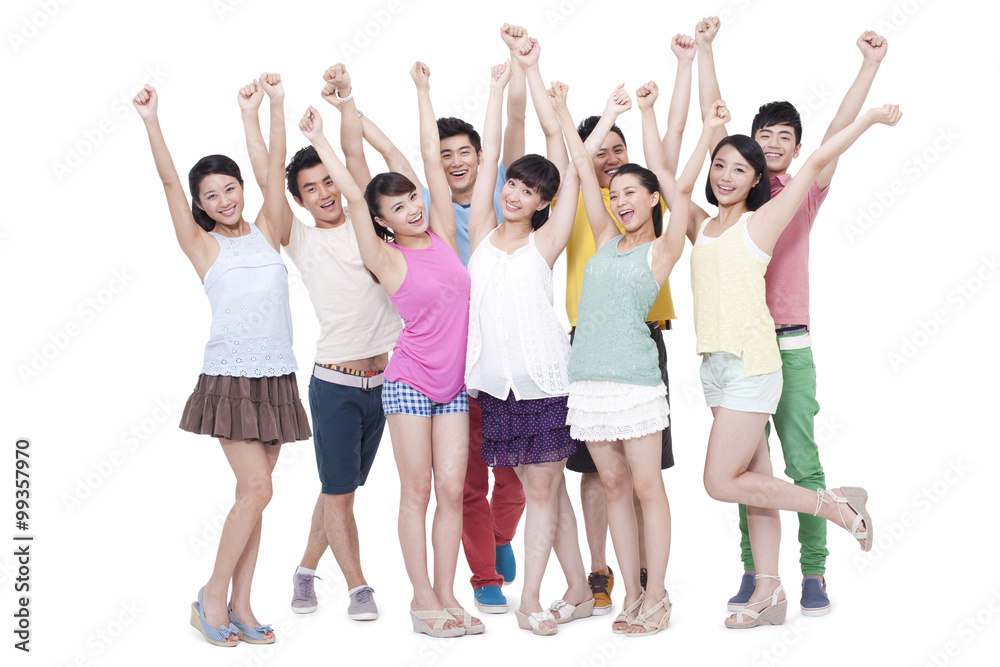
[{"x1": 566, "y1": 380, "x2": 670, "y2": 443}]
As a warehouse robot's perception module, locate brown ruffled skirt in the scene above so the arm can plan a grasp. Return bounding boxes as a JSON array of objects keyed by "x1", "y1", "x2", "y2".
[{"x1": 179, "y1": 373, "x2": 312, "y2": 445}]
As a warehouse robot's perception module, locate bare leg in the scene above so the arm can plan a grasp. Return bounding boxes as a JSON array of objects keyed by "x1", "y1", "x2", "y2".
[
  {"x1": 386, "y1": 414, "x2": 460, "y2": 633},
  {"x1": 298, "y1": 495, "x2": 329, "y2": 570},
  {"x1": 513, "y1": 461, "x2": 563, "y2": 632},
  {"x1": 324, "y1": 492, "x2": 366, "y2": 589},
  {"x1": 550, "y1": 474, "x2": 592, "y2": 612},
  {"x1": 580, "y1": 472, "x2": 609, "y2": 572},
  {"x1": 202, "y1": 439, "x2": 279, "y2": 631},
  {"x1": 587, "y1": 440, "x2": 641, "y2": 631},
  {"x1": 633, "y1": 489, "x2": 647, "y2": 573}
]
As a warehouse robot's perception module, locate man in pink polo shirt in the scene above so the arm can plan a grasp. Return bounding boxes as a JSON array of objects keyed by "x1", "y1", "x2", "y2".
[{"x1": 694, "y1": 16, "x2": 888, "y2": 617}]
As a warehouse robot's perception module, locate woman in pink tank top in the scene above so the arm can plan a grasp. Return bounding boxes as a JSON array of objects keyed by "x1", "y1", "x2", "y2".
[{"x1": 299, "y1": 62, "x2": 478, "y2": 638}]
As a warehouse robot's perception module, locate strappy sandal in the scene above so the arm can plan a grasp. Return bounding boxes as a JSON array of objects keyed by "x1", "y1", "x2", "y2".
[
  {"x1": 626, "y1": 591, "x2": 672, "y2": 637},
  {"x1": 410, "y1": 610, "x2": 464, "y2": 638},
  {"x1": 549, "y1": 597, "x2": 595, "y2": 624},
  {"x1": 445, "y1": 606, "x2": 485, "y2": 635},
  {"x1": 515, "y1": 609, "x2": 558, "y2": 636},
  {"x1": 611, "y1": 592, "x2": 644, "y2": 634},
  {"x1": 725, "y1": 575, "x2": 786, "y2": 629},
  {"x1": 815, "y1": 487, "x2": 873, "y2": 551}
]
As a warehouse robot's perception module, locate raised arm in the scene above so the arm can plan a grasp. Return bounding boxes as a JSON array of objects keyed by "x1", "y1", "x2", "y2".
[
  {"x1": 534, "y1": 81, "x2": 580, "y2": 267},
  {"x1": 751, "y1": 104, "x2": 902, "y2": 253},
  {"x1": 299, "y1": 106, "x2": 405, "y2": 291},
  {"x1": 500, "y1": 23, "x2": 528, "y2": 167},
  {"x1": 257, "y1": 72, "x2": 292, "y2": 250},
  {"x1": 814, "y1": 31, "x2": 888, "y2": 191},
  {"x1": 558, "y1": 87, "x2": 625, "y2": 249},
  {"x1": 132, "y1": 85, "x2": 216, "y2": 279},
  {"x1": 469, "y1": 61, "x2": 511, "y2": 254},
  {"x1": 237, "y1": 79, "x2": 268, "y2": 193},
  {"x1": 411, "y1": 62, "x2": 459, "y2": 253},
  {"x1": 650, "y1": 101, "x2": 729, "y2": 286},
  {"x1": 515, "y1": 36, "x2": 569, "y2": 178},
  {"x1": 663, "y1": 33, "x2": 695, "y2": 173},
  {"x1": 694, "y1": 16, "x2": 728, "y2": 153},
  {"x1": 321, "y1": 63, "x2": 372, "y2": 187}
]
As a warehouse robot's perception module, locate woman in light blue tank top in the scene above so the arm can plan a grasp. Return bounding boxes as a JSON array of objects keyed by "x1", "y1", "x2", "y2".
[
  {"x1": 560, "y1": 85, "x2": 727, "y2": 636},
  {"x1": 134, "y1": 76, "x2": 309, "y2": 647}
]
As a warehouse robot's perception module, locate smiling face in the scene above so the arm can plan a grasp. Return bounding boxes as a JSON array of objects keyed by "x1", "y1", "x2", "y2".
[
  {"x1": 294, "y1": 163, "x2": 343, "y2": 226},
  {"x1": 608, "y1": 172, "x2": 659, "y2": 234},
  {"x1": 709, "y1": 144, "x2": 762, "y2": 207},
  {"x1": 197, "y1": 174, "x2": 245, "y2": 227},
  {"x1": 374, "y1": 189, "x2": 427, "y2": 237},
  {"x1": 439, "y1": 134, "x2": 481, "y2": 197},
  {"x1": 500, "y1": 177, "x2": 548, "y2": 224},
  {"x1": 753, "y1": 123, "x2": 800, "y2": 176},
  {"x1": 593, "y1": 131, "x2": 629, "y2": 189}
]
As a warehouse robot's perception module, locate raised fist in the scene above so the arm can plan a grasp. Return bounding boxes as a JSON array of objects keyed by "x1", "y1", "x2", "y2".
[
  {"x1": 320, "y1": 82, "x2": 342, "y2": 110},
  {"x1": 671, "y1": 33, "x2": 695, "y2": 61},
  {"x1": 237, "y1": 79, "x2": 264, "y2": 112},
  {"x1": 695, "y1": 16, "x2": 720, "y2": 46},
  {"x1": 323, "y1": 63, "x2": 351, "y2": 96},
  {"x1": 869, "y1": 103, "x2": 902, "y2": 127},
  {"x1": 500, "y1": 23, "x2": 528, "y2": 50},
  {"x1": 299, "y1": 105, "x2": 324, "y2": 140},
  {"x1": 490, "y1": 60, "x2": 512, "y2": 91},
  {"x1": 260, "y1": 72, "x2": 284, "y2": 101},
  {"x1": 410, "y1": 61, "x2": 430, "y2": 91},
  {"x1": 636, "y1": 81, "x2": 659, "y2": 110},
  {"x1": 133, "y1": 84, "x2": 158, "y2": 120},
  {"x1": 605, "y1": 83, "x2": 632, "y2": 117},
  {"x1": 514, "y1": 36, "x2": 541, "y2": 68},
  {"x1": 707, "y1": 99, "x2": 730, "y2": 129},
  {"x1": 857, "y1": 31, "x2": 888, "y2": 62},
  {"x1": 548, "y1": 81, "x2": 569, "y2": 111}
]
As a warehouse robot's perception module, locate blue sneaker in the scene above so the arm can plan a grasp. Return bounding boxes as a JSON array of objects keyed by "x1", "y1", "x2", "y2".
[
  {"x1": 474, "y1": 585, "x2": 509, "y2": 614},
  {"x1": 727, "y1": 573, "x2": 756, "y2": 612},
  {"x1": 495, "y1": 542, "x2": 516, "y2": 586},
  {"x1": 800, "y1": 576, "x2": 831, "y2": 617}
]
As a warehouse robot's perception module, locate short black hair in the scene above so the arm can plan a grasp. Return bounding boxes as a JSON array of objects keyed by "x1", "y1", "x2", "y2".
[
  {"x1": 576, "y1": 115, "x2": 627, "y2": 147},
  {"x1": 436, "y1": 117, "x2": 482, "y2": 154},
  {"x1": 506, "y1": 154, "x2": 560, "y2": 230},
  {"x1": 188, "y1": 155, "x2": 244, "y2": 232},
  {"x1": 705, "y1": 135, "x2": 771, "y2": 211},
  {"x1": 751, "y1": 101, "x2": 802, "y2": 145},
  {"x1": 285, "y1": 145, "x2": 323, "y2": 200}
]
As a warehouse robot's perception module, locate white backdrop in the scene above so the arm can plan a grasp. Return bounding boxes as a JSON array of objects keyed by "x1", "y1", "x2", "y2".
[{"x1": 4, "y1": 0, "x2": 999, "y2": 665}]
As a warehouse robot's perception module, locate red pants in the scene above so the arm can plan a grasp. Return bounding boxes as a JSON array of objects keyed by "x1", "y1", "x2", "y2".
[{"x1": 461, "y1": 395, "x2": 525, "y2": 589}]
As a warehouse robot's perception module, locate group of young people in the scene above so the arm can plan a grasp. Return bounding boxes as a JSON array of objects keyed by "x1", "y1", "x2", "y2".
[{"x1": 134, "y1": 18, "x2": 898, "y2": 646}]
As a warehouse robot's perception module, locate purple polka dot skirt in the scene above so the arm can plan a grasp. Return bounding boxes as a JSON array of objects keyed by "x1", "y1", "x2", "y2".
[{"x1": 477, "y1": 392, "x2": 577, "y2": 468}]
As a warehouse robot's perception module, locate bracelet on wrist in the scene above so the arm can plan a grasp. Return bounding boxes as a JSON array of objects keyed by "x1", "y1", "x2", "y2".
[{"x1": 335, "y1": 88, "x2": 353, "y2": 104}]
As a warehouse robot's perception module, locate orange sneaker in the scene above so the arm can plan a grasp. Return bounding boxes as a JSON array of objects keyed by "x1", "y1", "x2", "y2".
[{"x1": 588, "y1": 567, "x2": 614, "y2": 616}]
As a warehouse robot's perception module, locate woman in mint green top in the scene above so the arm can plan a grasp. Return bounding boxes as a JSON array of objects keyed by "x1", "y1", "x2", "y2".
[{"x1": 559, "y1": 85, "x2": 725, "y2": 637}]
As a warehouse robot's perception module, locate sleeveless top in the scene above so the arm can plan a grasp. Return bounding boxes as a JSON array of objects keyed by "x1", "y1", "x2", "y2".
[
  {"x1": 569, "y1": 236, "x2": 661, "y2": 387},
  {"x1": 201, "y1": 222, "x2": 297, "y2": 378},
  {"x1": 383, "y1": 230, "x2": 472, "y2": 403},
  {"x1": 690, "y1": 212, "x2": 781, "y2": 376},
  {"x1": 466, "y1": 229, "x2": 571, "y2": 400}
]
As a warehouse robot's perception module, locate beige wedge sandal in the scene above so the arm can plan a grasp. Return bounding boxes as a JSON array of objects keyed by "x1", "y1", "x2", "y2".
[
  {"x1": 724, "y1": 575, "x2": 786, "y2": 629},
  {"x1": 410, "y1": 609, "x2": 464, "y2": 638},
  {"x1": 815, "y1": 487, "x2": 873, "y2": 552},
  {"x1": 611, "y1": 592, "x2": 644, "y2": 634}
]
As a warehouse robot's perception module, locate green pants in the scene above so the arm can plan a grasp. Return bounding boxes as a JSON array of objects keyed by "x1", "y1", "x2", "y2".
[{"x1": 738, "y1": 343, "x2": 829, "y2": 575}]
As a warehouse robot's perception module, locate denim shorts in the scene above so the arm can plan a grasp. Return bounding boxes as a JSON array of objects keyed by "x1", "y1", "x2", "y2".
[
  {"x1": 700, "y1": 352, "x2": 783, "y2": 414},
  {"x1": 381, "y1": 380, "x2": 469, "y2": 417}
]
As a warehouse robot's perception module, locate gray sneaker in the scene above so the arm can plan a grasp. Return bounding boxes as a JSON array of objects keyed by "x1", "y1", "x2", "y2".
[
  {"x1": 291, "y1": 571, "x2": 320, "y2": 614},
  {"x1": 348, "y1": 586, "x2": 378, "y2": 621}
]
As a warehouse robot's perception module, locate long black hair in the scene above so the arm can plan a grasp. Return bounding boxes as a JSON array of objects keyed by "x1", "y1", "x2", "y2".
[
  {"x1": 188, "y1": 155, "x2": 244, "y2": 232},
  {"x1": 609, "y1": 163, "x2": 663, "y2": 237},
  {"x1": 705, "y1": 135, "x2": 771, "y2": 211},
  {"x1": 364, "y1": 172, "x2": 419, "y2": 241}
]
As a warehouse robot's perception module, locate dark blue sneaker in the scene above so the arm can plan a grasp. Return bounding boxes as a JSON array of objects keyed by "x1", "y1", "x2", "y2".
[
  {"x1": 495, "y1": 542, "x2": 516, "y2": 586},
  {"x1": 727, "y1": 573, "x2": 756, "y2": 612},
  {"x1": 800, "y1": 576, "x2": 831, "y2": 617},
  {"x1": 474, "y1": 585, "x2": 508, "y2": 614}
]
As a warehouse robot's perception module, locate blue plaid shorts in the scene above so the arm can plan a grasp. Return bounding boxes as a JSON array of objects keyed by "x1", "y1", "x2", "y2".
[{"x1": 381, "y1": 380, "x2": 469, "y2": 417}]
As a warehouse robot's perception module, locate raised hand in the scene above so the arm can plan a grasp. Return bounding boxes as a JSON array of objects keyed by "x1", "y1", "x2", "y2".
[
  {"x1": 260, "y1": 72, "x2": 284, "y2": 101},
  {"x1": 548, "y1": 80, "x2": 569, "y2": 111},
  {"x1": 410, "y1": 61, "x2": 430, "y2": 91},
  {"x1": 132, "y1": 84, "x2": 158, "y2": 120},
  {"x1": 500, "y1": 23, "x2": 528, "y2": 50},
  {"x1": 319, "y1": 82, "x2": 342, "y2": 110},
  {"x1": 869, "y1": 103, "x2": 902, "y2": 126},
  {"x1": 323, "y1": 63, "x2": 352, "y2": 95},
  {"x1": 671, "y1": 33, "x2": 696, "y2": 61},
  {"x1": 636, "y1": 81, "x2": 659, "y2": 110},
  {"x1": 490, "y1": 60, "x2": 512, "y2": 91},
  {"x1": 857, "y1": 30, "x2": 888, "y2": 62},
  {"x1": 237, "y1": 79, "x2": 264, "y2": 112},
  {"x1": 514, "y1": 36, "x2": 540, "y2": 68},
  {"x1": 695, "y1": 16, "x2": 720, "y2": 46},
  {"x1": 299, "y1": 105, "x2": 324, "y2": 140},
  {"x1": 605, "y1": 83, "x2": 632, "y2": 117},
  {"x1": 706, "y1": 99, "x2": 731, "y2": 129}
]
